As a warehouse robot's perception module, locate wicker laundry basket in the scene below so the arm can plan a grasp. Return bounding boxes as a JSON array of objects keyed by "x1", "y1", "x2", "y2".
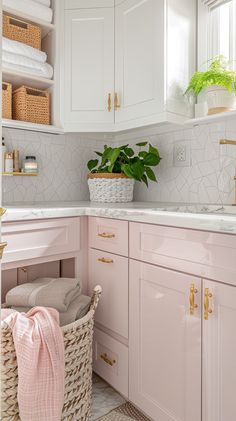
[
  {"x1": 1, "y1": 285, "x2": 102, "y2": 421},
  {"x1": 13, "y1": 86, "x2": 50, "y2": 125},
  {"x1": 2, "y1": 82, "x2": 12, "y2": 119},
  {"x1": 3, "y1": 15, "x2": 41, "y2": 50}
]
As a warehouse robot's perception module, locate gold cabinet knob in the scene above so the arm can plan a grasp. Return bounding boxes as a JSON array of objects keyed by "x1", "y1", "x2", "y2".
[
  {"x1": 107, "y1": 93, "x2": 112, "y2": 112},
  {"x1": 0, "y1": 207, "x2": 6, "y2": 217},
  {"x1": 204, "y1": 289, "x2": 213, "y2": 320},
  {"x1": 97, "y1": 232, "x2": 115, "y2": 239},
  {"x1": 98, "y1": 257, "x2": 114, "y2": 264},
  {"x1": 0, "y1": 242, "x2": 7, "y2": 259},
  {"x1": 114, "y1": 92, "x2": 120, "y2": 111}
]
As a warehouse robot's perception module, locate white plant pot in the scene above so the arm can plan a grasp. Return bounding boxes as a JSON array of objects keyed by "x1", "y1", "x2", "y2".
[
  {"x1": 205, "y1": 85, "x2": 236, "y2": 115},
  {"x1": 88, "y1": 173, "x2": 135, "y2": 203}
]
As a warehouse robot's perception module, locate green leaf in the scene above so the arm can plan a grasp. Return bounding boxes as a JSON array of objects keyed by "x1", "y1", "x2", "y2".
[
  {"x1": 143, "y1": 153, "x2": 160, "y2": 166},
  {"x1": 119, "y1": 144, "x2": 129, "y2": 150},
  {"x1": 124, "y1": 147, "x2": 134, "y2": 157},
  {"x1": 129, "y1": 161, "x2": 144, "y2": 181},
  {"x1": 142, "y1": 174, "x2": 149, "y2": 187},
  {"x1": 136, "y1": 141, "x2": 148, "y2": 147},
  {"x1": 145, "y1": 166, "x2": 157, "y2": 182},
  {"x1": 121, "y1": 164, "x2": 133, "y2": 179},
  {"x1": 95, "y1": 151, "x2": 103, "y2": 157},
  {"x1": 108, "y1": 148, "x2": 120, "y2": 165},
  {"x1": 148, "y1": 144, "x2": 160, "y2": 156},
  {"x1": 87, "y1": 159, "x2": 98, "y2": 171},
  {"x1": 138, "y1": 151, "x2": 147, "y2": 159}
]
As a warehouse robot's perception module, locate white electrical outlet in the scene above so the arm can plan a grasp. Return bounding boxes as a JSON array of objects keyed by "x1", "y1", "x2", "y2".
[{"x1": 173, "y1": 142, "x2": 191, "y2": 167}]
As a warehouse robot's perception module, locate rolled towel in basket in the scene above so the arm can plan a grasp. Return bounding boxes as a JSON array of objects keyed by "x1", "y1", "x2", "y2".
[
  {"x1": 3, "y1": 37, "x2": 47, "y2": 64},
  {"x1": 3, "y1": 51, "x2": 54, "y2": 79},
  {"x1": 6, "y1": 277, "x2": 82, "y2": 312},
  {"x1": 12, "y1": 294, "x2": 91, "y2": 327},
  {"x1": 3, "y1": 0, "x2": 53, "y2": 23}
]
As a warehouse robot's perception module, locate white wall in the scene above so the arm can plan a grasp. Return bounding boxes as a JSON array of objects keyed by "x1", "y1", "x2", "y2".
[{"x1": 3, "y1": 117, "x2": 236, "y2": 205}]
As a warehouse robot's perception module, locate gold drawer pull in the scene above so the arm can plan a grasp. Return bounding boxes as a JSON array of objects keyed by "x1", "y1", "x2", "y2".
[
  {"x1": 189, "y1": 284, "x2": 198, "y2": 315},
  {"x1": 0, "y1": 207, "x2": 6, "y2": 217},
  {"x1": 100, "y1": 353, "x2": 116, "y2": 366},
  {"x1": 204, "y1": 288, "x2": 213, "y2": 320},
  {"x1": 108, "y1": 93, "x2": 112, "y2": 112},
  {"x1": 0, "y1": 242, "x2": 7, "y2": 259},
  {"x1": 98, "y1": 257, "x2": 114, "y2": 264},
  {"x1": 114, "y1": 92, "x2": 120, "y2": 111},
  {"x1": 97, "y1": 232, "x2": 115, "y2": 239}
]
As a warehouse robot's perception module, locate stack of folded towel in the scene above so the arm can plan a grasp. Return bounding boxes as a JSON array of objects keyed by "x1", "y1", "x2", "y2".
[
  {"x1": 6, "y1": 277, "x2": 91, "y2": 326},
  {"x1": 3, "y1": 0, "x2": 53, "y2": 23},
  {"x1": 2, "y1": 36, "x2": 54, "y2": 79}
]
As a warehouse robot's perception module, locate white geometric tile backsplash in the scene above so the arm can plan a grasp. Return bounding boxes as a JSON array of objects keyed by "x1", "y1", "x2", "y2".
[{"x1": 2, "y1": 117, "x2": 236, "y2": 204}]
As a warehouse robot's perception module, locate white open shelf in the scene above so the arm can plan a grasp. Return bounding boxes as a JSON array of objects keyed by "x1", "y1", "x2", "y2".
[
  {"x1": 2, "y1": 6, "x2": 55, "y2": 38},
  {"x1": 185, "y1": 109, "x2": 236, "y2": 126},
  {"x1": 3, "y1": 119, "x2": 64, "y2": 135},
  {"x1": 2, "y1": 68, "x2": 54, "y2": 90}
]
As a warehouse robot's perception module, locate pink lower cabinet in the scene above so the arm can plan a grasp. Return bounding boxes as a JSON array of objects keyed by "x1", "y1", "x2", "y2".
[
  {"x1": 88, "y1": 248, "x2": 128, "y2": 338},
  {"x1": 129, "y1": 260, "x2": 201, "y2": 421},
  {"x1": 93, "y1": 328, "x2": 128, "y2": 397},
  {"x1": 202, "y1": 280, "x2": 236, "y2": 421}
]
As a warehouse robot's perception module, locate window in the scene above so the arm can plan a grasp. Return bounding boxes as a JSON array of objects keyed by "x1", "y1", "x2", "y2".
[{"x1": 198, "y1": 0, "x2": 236, "y2": 69}]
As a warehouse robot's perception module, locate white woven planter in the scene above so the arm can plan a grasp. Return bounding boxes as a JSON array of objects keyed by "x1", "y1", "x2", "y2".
[{"x1": 88, "y1": 173, "x2": 134, "y2": 203}]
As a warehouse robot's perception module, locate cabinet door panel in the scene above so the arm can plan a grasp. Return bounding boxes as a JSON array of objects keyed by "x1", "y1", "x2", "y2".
[
  {"x1": 129, "y1": 260, "x2": 201, "y2": 421},
  {"x1": 115, "y1": 0, "x2": 164, "y2": 124},
  {"x1": 65, "y1": 7, "x2": 114, "y2": 129},
  {"x1": 203, "y1": 280, "x2": 236, "y2": 421}
]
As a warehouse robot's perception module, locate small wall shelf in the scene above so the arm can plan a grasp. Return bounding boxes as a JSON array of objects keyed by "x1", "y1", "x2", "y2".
[
  {"x1": 2, "y1": 172, "x2": 38, "y2": 176},
  {"x1": 185, "y1": 109, "x2": 236, "y2": 126}
]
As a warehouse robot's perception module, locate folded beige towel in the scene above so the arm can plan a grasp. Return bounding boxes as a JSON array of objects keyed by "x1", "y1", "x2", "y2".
[
  {"x1": 12, "y1": 294, "x2": 91, "y2": 327},
  {"x1": 6, "y1": 278, "x2": 82, "y2": 312}
]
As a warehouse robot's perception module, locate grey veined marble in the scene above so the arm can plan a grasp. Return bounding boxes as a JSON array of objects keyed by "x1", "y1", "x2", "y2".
[{"x1": 3, "y1": 201, "x2": 236, "y2": 235}]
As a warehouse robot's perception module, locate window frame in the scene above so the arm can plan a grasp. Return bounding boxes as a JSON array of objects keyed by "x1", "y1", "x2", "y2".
[{"x1": 198, "y1": 0, "x2": 236, "y2": 70}]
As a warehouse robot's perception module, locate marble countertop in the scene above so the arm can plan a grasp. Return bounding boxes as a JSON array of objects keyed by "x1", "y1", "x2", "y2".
[{"x1": 2, "y1": 201, "x2": 236, "y2": 235}]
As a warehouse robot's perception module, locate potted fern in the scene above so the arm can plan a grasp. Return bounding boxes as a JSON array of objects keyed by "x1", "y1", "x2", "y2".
[
  {"x1": 185, "y1": 55, "x2": 236, "y2": 115},
  {"x1": 87, "y1": 142, "x2": 161, "y2": 202}
]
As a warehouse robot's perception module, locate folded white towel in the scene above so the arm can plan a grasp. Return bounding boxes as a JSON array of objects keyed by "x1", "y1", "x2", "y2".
[
  {"x1": 3, "y1": 37, "x2": 47, "y2": 64},
  {"x1": 33, "y1": 0, "x2": 50, "y2": 7},
  {"x1": 3, "y1": 60, "x2": 53, "y2": 79},
  {"x1": 6, "y1": 278, "x2": 82, "y2": 311},
  {"x1": 3, "y1": 0, "x2": 53, "y2": 23},
  {"x1": 3, "y1": 50, "x2": 53, "y2": 79}
]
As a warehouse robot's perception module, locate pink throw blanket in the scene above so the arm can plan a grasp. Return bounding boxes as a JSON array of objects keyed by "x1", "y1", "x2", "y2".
[{"x1": 1, "y1": 307, "x2": 65, "y2": 421}]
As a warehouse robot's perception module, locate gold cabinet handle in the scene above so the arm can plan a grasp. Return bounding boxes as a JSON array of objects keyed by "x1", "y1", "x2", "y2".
[
  {"x1": 114, "y1": 92, "x2": 120, "y2": 111},
  {"x1": 0, "y1": 207, "x2": 6, "y2": 217},
  {"x1": 108, "y1": 93, "x2": 112, "y2": 112},
  {"x1": 97, "y1": 232, "x2": 115, "y2": 239},
  {"x1": 189, "y1": 284, "x2": 198, "y2": 315},
  {"x1": 98, "y1": 257, "x2": 114, "y2": 264},
  {"x1": 204, "y1": 288, "x2": 213, "y2": 320},
  {"x1": 100, "y1": 353, "x2": 116, "y2": 366},
  {"x1": 0, "y1": 242, "x2": 7, "y2": 259}
]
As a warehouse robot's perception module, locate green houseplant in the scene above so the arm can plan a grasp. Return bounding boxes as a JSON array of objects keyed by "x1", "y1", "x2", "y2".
[
  {"x1": 87, "y1": 142, "x2": 161, "y2": 202},
  {"x1": 185, "y1": 55, "x2": 236, "y2": 115}
]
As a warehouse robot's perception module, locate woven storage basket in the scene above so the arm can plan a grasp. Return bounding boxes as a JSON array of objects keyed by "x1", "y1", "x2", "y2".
[
  {"x1": 88, "y1": 173, "x2": 135, "y2": 203},
  {"x1": 2, "y1": 82, "x2": 12, "y2": 119},
  {"x1": 1, "y1": 286, "x2": 102, "y2": 421},
  {"x1": 3, "y1": 15, "x2": 41, "y2": 50},
  {"x1": 13, "y1": 86, "x2": 50, "y2": 125}
]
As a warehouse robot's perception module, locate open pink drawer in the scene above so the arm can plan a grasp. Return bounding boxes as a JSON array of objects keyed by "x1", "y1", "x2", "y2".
[{"x1": 2, "y1": 217, "x2": 80, "y2": 266}]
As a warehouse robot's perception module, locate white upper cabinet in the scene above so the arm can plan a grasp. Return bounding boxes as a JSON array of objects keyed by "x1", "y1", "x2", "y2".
[
  {"x1": 64, "y1": 5, "x2": 115, "y2": 132},
  {"x1": 64, "y1": 0, "x2": 196, "y2": 132}
]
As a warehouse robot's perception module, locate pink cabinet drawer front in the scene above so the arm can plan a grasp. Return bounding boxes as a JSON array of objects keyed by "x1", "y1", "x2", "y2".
[
  {"x1": 2, "y1": 218, "x2": 80, "y2": 264},
  {"x1": 88, "y1": 248, "x2": 128, "y2": 338},
  {"x1": 89, "y1": 217, "x2": 128, "y2": 256},
  {"x1": 93, "y1": 327, "x2": 128, "y2": 398},
  {"x1": 129, "y1": 222, "x2": 236, "y2": 286}
]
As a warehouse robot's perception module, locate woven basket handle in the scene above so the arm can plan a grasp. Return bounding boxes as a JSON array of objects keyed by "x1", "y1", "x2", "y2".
[{"x1": 90, "y1": 285, "x2": 102, "y2": 311}]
